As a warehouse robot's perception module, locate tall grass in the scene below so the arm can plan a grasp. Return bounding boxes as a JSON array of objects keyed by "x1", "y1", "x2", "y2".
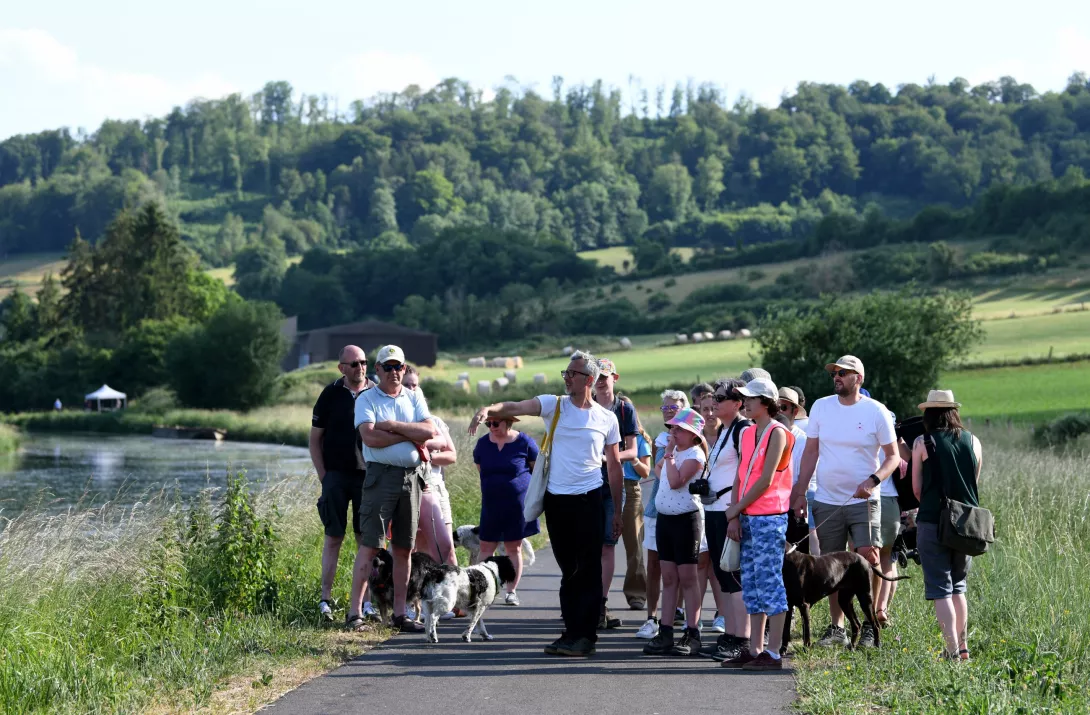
[
  {"x1": 0, "y1": 425, "x2": 19, "y2": 455},
  {"x1": 793, "y1": 425, "x2": 1090, "y2": 713}
]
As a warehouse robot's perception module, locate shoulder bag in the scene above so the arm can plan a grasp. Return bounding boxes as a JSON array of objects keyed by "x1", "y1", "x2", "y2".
[
  {"x1": 523, "y1": 396, "x2": 563, "y2": 522},
  {"x1": 720, "y1": 423, "x2": 767, "y2": 573},
  {"x1": 923, "y1": 434, "x2": 995, "y2": 556}
]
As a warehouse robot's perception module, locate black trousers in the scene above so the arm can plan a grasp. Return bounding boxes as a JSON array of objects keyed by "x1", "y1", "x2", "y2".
[{"x1": 544, "y1": 488, "x2": 604, "y2": 643}]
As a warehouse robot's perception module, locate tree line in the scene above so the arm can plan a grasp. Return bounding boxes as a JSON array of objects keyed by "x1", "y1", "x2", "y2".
[{"x1": 3, "y1": 73, "x2": 1090, "y2": 266}]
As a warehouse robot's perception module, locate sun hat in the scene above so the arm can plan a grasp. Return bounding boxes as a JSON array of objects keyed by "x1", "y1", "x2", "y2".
[
  {"x1": 665, "y1": 407, "x2": 705, "y2": 437},
  {"x1": 738, "y1": 377, "x2": 778, "y2": 401},
  {"x1": 487, "y1": 415, "x2": 520, "y2": 424},
  {"x1": 597, "y1": 358, "x2": 618, "y2": 377},
  {"x1": 376, "y1": 345, "x2": 406, "y2": 364},
  {"x1": 777, "y1": 387, "x2": 801, "y2": 408},
  {"x1": 825, "y1": 355, "x2": 864, "y2": 378},
  {"x1": 918, "y1": 389, "x2": 961, "y2": 410},
  {"x1": 739, "y1": 367, "x2": 771, "y2": 383}
]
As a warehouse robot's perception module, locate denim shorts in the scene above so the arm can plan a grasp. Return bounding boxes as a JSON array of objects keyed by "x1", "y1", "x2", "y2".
[
  {"x1": 740, "y1": 513, "x2": 789, "y2": 616},
  {"x1": 602, "y1": 483, "x2": 625, "y2": 547}
]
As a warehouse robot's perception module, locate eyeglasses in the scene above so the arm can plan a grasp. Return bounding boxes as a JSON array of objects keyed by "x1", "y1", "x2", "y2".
[
  {"x1": 832, "y1": 369, "x2": 856, "y2": 378},
  {"x1": 381, "y1": 363, "x2": 405, "y2": 372},
  {"x1": 560, "y1": 370, "x2": 591, "y2": 379},
  {"x1": 596, "y1": 375, "x2": 611, "y2": 383},
  {"x1": 485, "y1": 420, "x2": 504, "y2": 428},
  {"x1": 659, "y1": 405, "x2": 680, "y2": 412},
  {"x1": 340, "y1": 360, "x2": 366, "y2": 368}
]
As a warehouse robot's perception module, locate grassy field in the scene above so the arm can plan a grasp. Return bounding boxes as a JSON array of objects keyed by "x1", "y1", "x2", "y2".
[
  {"x1": 792, "y1": 426, "x2": 1090, "y2": 713},
  {"x1": 0, "y1": 424, "x2": 19, "y2": 455},
  {"x1": 945, "y1": 361, "x2": 1090, "y2": 424},
  {"x1": 0, "y1": 252, "x2": 66, "y2": 299}
]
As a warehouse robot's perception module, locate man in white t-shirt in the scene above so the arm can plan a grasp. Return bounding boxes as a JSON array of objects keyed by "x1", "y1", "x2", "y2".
[
  {"x1": 789, "y1": 355, "x2": 899, "y2": 649},
  {"x1": 470, "y1": 350, "x2": 623, "y2": 658}
]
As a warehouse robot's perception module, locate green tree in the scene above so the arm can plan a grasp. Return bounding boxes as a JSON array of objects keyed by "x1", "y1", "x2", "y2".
[
  {"x1": 0, "y1": 289, "x2": 38, "y2": 343},
  {"x1": 646, "y1": 163, "x2": 693, "y2": 223},
  {"x1": 233, "y1": 240, "x2": 287, "y2": 302},
  {"x1": 367, "y1": 180, "x2": 399, "y2": 237},
  {"x1": 694, "y1": 155, "x2": 725, "y2": 211},
  {"x1": 756, "y1": 289, "x2": 984, "y2": 417}
]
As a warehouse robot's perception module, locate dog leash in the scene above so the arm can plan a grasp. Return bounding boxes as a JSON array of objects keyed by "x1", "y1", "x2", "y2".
[{"x1": 786, "y1": 494, "x2": 857, "y2": 549}]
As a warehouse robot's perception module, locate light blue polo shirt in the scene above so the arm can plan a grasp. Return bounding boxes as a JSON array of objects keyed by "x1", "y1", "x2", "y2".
[{"x1": 353, "y1": 385, "x2": 431, "y2": 467}]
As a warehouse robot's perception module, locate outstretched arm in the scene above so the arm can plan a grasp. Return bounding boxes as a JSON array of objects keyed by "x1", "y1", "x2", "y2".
[{"x1": 468, "y1": 397, "x2": 543, "y2": 434}]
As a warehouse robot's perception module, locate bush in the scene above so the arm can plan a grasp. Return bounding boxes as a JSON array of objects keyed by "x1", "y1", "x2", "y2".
[
  {"x1": 1032, "y1": 412, "x2": 1090, "y2": 448},
  {"x1": 756, "y1": 289, "x2": 984, "y2": 417},
  {"x1": 647, "y1": 292, "x2": 672, "y2": 312},
  {"x1": 168, "y1": 300, "x2": 286, "y2": 410}
]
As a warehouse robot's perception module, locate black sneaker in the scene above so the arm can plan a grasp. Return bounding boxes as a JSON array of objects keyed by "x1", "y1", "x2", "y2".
[
  {"x1": 702, "y1": 633, "x2": 736, "y2": 658},
  {"x1": 557, "y1": 637, "x2": 597, "y2": 657},
  {"x1": 598, "y1": 600, "x2": 622, "y2": 630},
  {"x1": 673, "y1": 608, "x2": 685, "y2": 627},
  {"x1": 643, "y1": 627, "x2": 675, "y2": 655},
  {"x1": 671, "y1": 627, "x2": 701, "y2": 656},
  {"x1": 544, "y1": 634, "x2": 571, "y2": 656},
  {"x1": 711, "y1": 638, "x2": 750, "y2": 662},
  {"x1": 817, "y1": 624, "x2": 850, "y2": 647},
  {"x1": 858, "y1": 623, "x2": 877, "y2": 648}
]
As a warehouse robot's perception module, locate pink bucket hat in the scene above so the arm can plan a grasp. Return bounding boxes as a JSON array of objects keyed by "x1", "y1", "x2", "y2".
[{"x1": 666, "y1": 407, "x2": 705, "y2": 437}]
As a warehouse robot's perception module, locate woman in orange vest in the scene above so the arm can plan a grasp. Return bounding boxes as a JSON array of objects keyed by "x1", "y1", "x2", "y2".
[{"x1": 721, "y1": 377, "x2": 795, "y2": 671}]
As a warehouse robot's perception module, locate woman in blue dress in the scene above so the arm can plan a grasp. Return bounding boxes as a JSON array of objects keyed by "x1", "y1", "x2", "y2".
[{"x1": 473, "y1": 415, "x2": 540, "y2": 605}]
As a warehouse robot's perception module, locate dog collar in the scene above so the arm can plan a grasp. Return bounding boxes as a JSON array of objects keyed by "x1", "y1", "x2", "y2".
[{"x1": 490, "y1": 567, "x2": 502, "y2": 592}]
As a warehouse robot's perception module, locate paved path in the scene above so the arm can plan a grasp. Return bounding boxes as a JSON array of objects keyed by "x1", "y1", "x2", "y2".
[{"x1": 268, "y1": 541, "x2": 795, "y2": 714}]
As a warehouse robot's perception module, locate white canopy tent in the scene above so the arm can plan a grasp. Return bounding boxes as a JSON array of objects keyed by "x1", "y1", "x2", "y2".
[{"x1": 85, "y1": 385, "x2": 127, "y2": 412}]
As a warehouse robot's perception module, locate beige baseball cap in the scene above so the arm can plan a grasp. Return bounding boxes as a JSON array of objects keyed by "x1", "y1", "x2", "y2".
[
  {"x1": 825, "y1": 355, "x2": 864, "y2": 378},
  {"x1": 376, "y1": 345, "x2": 406, "y2": 365}
]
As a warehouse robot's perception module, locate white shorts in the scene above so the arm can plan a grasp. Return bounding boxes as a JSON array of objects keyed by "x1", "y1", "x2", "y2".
[{"x1": 643, "y1": 516, "x2": 657, "y2": 552}]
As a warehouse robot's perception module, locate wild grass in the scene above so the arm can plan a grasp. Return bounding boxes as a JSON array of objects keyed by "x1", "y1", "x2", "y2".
[
  {"x1": 791, "y1": 425, "x2": 1090, "y2": 714},
  {"x1": 0, "y1": 425, "x2": 19, "y2": 455}
]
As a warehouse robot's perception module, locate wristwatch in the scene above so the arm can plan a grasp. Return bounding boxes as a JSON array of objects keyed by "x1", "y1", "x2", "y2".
[{"x1": 867, "y1": 474, "x2": 881, "y2": 487}]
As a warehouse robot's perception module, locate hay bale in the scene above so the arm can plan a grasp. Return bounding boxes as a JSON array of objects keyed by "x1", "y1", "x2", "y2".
[
  {"x1": 691, "y1": 332, "x2": 705, "y2": 343},
  {"x1": 739, "y1": 328, "x2": 752, "y2": 338},
  {"x1": 504, "y1": 370, "x2": 518, "y2": 384},
  {"x1": 533, "y1": 373, "x2": 547, "y2": 385},
  {"x1": 476, "y1": 380, "x2": 492, "y2": 396},
  {"x1": 457, "y1": 372, "x2": 470, "y2": 381},
  {"x1": 513, "y1": 356, "x2": 524, "y2": 369},
  {"x1": 619, "y1": 337, "x2": 633, "y2": 349},
  {"x1": 703, "y1": 331, "x2": 715, "y2": 341},
  {"x1": 492, "y1": 377, "x2": 510, "y2": 392},
  {"x1": 717, "y1": 330, "x2": 733, "y2": 340},
  {"x1": 453, "y1": 379, "x2": 470, "y2": 393},
  {"x1": 675, "y1": 334, "x2": 688, "y2": 344},
  {"x1": 468, "y1": 357, "x2": 486, "y2": 368},
  {"x1": 562, "y1": 345, "x2": 574, "y2": 355}
]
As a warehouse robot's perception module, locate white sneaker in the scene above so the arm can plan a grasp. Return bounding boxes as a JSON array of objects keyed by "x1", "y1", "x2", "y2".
[
  {"x1": 504, "y1": 591, "x2": 520, "y2": 606},
  {"x1": 362, "y1": 602, "x2": 380, "y2": 621},
  {"x1": 405, "y1": 606, "x2": 416, "y2": 620},
  {"x1": 712, "y1": 615, "x2": 726, "y2": 633},
  {"x1": 319, "y1": 599, "x2": 333, "y2": 621},
  {"x1": 635, "y1": 617, "x2": 660, "y2": 639}
]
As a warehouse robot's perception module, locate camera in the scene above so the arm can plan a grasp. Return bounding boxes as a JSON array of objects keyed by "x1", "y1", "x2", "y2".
[
  {"x1": 895, "y1": 415, "x2": 926, "y2": 444},
  {"x1": 688, "y1": 478, "x2": 710, "y2": 497}
]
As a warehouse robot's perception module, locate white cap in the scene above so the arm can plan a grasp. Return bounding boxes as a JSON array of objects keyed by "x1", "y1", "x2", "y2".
[
  {"x1": 376, "y1": 345, "x2": 406, "y2": 365},
  {"x1": 738, "y1": 377, "x2": 778, "y2": 401}
]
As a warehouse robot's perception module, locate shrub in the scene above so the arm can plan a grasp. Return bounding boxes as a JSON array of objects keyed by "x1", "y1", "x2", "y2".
[
  {"x1": 664, "y1": 277, "x2": 677, "y2": 288},
  {"x1": 1032, "y1": 412, "x2": 1090, "y2": 448},
  {"x1": 647, "y1": 292, "x2": 672, "y2": 312}
]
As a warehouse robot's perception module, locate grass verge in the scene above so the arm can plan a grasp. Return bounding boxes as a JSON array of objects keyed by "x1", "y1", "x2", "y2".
[{"x1": 791, "y1": 425, "x2": 1090, "y2": 713}]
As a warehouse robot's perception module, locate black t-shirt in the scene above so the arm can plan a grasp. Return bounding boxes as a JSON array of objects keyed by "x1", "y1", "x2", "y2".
[
  {"x1": 601, "y1": 396, "x2": 638, "y2": 482},
  {"x1": 312, "y1": 377, "x2": 368, "y2": 473}
]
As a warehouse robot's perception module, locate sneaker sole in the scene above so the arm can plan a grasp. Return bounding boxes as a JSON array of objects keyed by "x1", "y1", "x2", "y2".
[{"x1": 557, "y1": 647, "x2": 596, "y2": 656}]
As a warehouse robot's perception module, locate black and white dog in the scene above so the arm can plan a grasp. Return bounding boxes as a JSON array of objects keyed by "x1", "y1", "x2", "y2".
[
  {"x1": 369, "y1": 549, "x2": 438, "y2": 625},
  {"x1": 453, "y1": 524, "x2": 536, "y2": 567},
  {"x1": 419, "y1": 555, "x2": 517, "y2": 643}
]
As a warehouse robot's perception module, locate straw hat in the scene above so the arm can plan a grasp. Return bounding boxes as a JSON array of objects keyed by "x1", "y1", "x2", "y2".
[{"x1": 918, "y1": 389, "x2": 961, "y2": 410}]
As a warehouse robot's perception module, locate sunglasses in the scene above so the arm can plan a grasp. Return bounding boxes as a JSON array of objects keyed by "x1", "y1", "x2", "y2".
[
  {"x1": 381, "y1": 363, "x2": 405, "y2": 372},
  {"x1": 485, "y1": 420, "x2": 505, "y2": 428},
  {"x1": 777, "y1": 402, "x2": 796, "y2": 411},
  {"x1": 340, "y1": 360, "x2": 366, "y2": 368},
  {"x1": 560, "y1": 369, "x2": 591, "y2": 379},
  {"x1": 713, "y1": 392, "x2": 740, "y2": 403},
  {"x1": 832, "y1": 369, "x2": 856, "y2": 378}
]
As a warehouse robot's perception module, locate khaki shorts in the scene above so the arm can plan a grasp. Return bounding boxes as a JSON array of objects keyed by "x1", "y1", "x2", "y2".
[
  {"x1": 359, "y1": 461, "x2": 426, "y2": 549},
  {"x1": 434, "y1": 480, "x2": 453, "y2": 525},
  {"x1": 812, "y1": 500, "x2": 880, "y2": 553},
  {"x1": 879, "y1": 496, "x2": 902, "y2": 549}
]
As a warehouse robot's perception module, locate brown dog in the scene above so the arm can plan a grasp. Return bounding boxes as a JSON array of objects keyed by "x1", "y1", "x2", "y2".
[{"x1": 780, "y1": 545, "x2": 909, "y2": 652}]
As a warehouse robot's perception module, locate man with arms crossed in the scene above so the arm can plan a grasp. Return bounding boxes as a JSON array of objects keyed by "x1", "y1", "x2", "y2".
[
  {"x1": 346, "y1": 345, "x2": 438, "y2": 632},
  {"x1": 789, "y1": 355, "x2": 899, "y2": 648},
  {"x1": 470, "y1": 350, "x2": 623, "y2": 657},
  {"x1": 311, "y1": 345, "x2": 376, "y2": 622}
]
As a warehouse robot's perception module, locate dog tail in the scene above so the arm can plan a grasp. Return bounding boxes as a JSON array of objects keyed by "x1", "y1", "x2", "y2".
[
  {"x1": 484, "y1": 555, "x2": 518, "y2": 585},
  {"x1": 522, "y1": 540, "x2": 536, "y2": 567},
  {"x1": 870, "y1": 564, "x2": 911, "y2": 582}
]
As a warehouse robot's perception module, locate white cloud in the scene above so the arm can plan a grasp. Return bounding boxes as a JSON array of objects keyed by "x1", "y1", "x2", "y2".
[
  {"x1": 0, "y1": 28, "x2": 236, "y2": 137},
  {"x1": 330, "y1": 49, "x2": 441, "y2": 101}
]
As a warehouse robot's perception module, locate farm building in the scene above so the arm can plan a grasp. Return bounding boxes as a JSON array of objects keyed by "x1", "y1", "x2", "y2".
[{"x1": 281, "y1": 318, "x2": 438, "y2": 370}]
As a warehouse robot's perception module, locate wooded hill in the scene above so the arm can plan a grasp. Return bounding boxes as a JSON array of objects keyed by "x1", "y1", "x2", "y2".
[{"x1": 3, "y1": 73, "x2": 1090, "y2": 265}]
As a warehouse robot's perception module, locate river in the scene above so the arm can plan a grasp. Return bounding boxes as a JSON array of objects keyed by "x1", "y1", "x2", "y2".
[{"x1": 0, "y1": 432, "x2": 312, "y2": 515}]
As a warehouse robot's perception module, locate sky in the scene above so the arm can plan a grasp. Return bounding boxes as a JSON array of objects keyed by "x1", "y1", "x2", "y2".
[{"x1": 2, "y1": 0, "x2": 1090, "y2": 141}]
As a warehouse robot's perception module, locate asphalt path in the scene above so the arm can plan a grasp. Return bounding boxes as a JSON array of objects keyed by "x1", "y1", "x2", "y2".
[{"x1": 267, "y1": 539, "x2": 796, "y2": 714}]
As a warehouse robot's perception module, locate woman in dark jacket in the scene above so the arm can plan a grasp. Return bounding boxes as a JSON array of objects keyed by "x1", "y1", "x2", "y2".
[{"x1": 911, "y1": 390, "x2": 983, "y2": 661}]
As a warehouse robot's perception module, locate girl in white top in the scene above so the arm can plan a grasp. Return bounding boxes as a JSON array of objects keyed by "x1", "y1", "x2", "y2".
[{"x1": 644, "y1": 407, "x2": 708, "y2": 657}]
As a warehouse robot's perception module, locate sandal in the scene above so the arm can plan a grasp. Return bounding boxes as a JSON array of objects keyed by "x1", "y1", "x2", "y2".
[
  {"x1": 392, "y1": 615, "x2": 425, "y2": 633},
  {"x1": 345, "y1": 614, "x2": 367, "y2": 632}
]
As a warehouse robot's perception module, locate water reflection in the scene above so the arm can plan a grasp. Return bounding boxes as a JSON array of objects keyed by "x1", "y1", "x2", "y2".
[{"x1": 0, "y1": 433, "x2": 312, "y2": 514}]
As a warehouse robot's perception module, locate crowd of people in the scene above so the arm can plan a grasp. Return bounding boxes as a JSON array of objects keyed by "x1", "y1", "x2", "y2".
[{"x1": 310, "y1": 343, "x2": 984, "y2": 666}]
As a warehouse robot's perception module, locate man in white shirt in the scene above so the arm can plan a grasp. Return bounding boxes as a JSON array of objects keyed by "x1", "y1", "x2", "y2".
[
  {"x1": 789, "y1": 355, "x2": 900, "y2": 649},
  {"x1": 471, "y1": 350, "x2": 623, "y2": 658},
  {"x1": 346, "y1": 345, "x2": 438, "y2": 633}
]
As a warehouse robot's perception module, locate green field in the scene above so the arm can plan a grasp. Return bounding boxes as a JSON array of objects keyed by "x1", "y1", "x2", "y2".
[
  {"x1": 0, "y1": 252, "x2": 66, "y2": 299},
  {"x1": 577, "y1": 246, "x2": 694, "y2": 272}
]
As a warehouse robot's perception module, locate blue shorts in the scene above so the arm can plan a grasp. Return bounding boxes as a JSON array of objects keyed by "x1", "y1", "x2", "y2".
[
  {"x1": 601, "y1": 483, "x2": 625, "y2": 547},
  {"x1": 740, "y1": 513, "x2": 789, "y2": 616}
]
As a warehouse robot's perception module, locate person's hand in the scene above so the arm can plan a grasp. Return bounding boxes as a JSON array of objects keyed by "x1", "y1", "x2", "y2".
[
  {"x1": 853, "y1": 477, "x2": 878, "y2": 500},
  {"x1": 612, "y1": 513, "x2": 623, "y2": 540},
  {"x1": 727, "y1": 517, "x2": 742, "y2": 542},
  {"x1": 317, "y1": 469, "x2": 326, "y2": 483},
  {"x1": 665, "y1": 433, "x2": 676, "y2": 452},
  {"x1": 468, "y1": 407, "x2": 490, "y2": 435},
  {"x1": 790, "y1": 493, "x2": 808, "y2": 519}
]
